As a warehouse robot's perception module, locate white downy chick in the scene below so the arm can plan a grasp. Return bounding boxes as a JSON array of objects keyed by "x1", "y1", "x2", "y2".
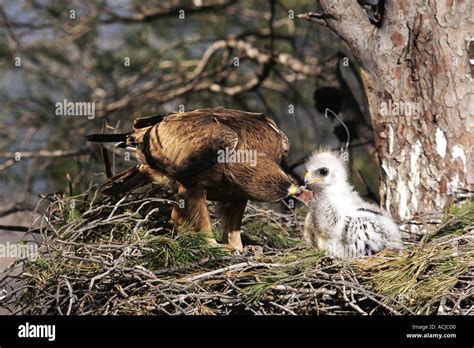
[{"x1": 303, "y1": 149, "x2": 402, "y2": 258}]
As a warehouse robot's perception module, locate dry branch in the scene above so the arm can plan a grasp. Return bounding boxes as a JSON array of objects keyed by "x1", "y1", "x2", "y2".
[{"x1": 0, "y1": 149, "x2": 91, "y2": 171}]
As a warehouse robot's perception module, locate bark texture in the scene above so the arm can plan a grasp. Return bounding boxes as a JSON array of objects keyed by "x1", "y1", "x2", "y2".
[{"x1": 319, "y1": 0, "x2": 473, "y2": 229}]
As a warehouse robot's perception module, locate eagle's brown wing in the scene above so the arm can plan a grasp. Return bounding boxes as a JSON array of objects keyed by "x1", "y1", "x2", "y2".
[
  {"x1": 86, "y1": 108, "x2": 291, "y2": 197},
  {"x1": 201, "y1": 108, "x2": 290, "y2": 163},
  {"x1": 127, "y1": 111, "x2": 239, "y2": 181},
  {"x1": 133, "y1": 113, "x2": 166, "y2": 129}
]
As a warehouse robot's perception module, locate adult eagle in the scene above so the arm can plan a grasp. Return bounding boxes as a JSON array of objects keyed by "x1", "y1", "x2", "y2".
[{"x1": 86, "y1": 108, "x2": 300, "y2": 251}]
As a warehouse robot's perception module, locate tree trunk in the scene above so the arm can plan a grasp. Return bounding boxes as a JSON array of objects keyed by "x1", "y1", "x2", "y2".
[{"x1": 318, "y1": 0, "x2": 473, "y2": 231}]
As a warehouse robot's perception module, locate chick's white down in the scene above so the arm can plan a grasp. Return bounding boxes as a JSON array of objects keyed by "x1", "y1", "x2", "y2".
[{"x1": 303, "y1": 150, "x2": 402, "y2": 258}]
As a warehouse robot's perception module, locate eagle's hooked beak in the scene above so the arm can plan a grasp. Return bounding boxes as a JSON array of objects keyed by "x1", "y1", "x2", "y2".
[
  {"x1": 288, "y1": 184, "x2": 301, "y2": 196},
  {"x1": 304, "y1": 172, "x2": 321, "y2": 186}
]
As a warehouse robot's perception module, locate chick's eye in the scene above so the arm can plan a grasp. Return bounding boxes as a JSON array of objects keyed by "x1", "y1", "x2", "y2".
[{"x1": 319, "y1": 167, "x2": 329, "y2": 176}]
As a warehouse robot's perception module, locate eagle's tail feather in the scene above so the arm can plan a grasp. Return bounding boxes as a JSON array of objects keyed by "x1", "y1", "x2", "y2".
[
  {"x1": 85, "y1": 133, "x2": 129, "y2": 143},
  {"x1": 101, "y1": 165, "x2": 149, "y2": 195}
]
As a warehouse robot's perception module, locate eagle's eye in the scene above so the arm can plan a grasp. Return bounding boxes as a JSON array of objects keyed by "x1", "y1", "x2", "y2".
[{"x1": 319, "y1": 167, "x2": 329, "y2": 176}]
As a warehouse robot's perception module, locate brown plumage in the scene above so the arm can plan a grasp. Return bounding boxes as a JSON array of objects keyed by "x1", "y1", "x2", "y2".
[{"x1": 86, "y1": 107, "x2": 299, "y2": 251}]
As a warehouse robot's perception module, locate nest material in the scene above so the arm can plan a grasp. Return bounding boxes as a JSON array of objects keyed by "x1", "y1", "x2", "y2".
[{"x1": 0, "y1": 187, "x2": 472, "y2": 315}]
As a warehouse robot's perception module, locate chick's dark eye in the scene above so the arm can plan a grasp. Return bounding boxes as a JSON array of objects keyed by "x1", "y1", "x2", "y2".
[{"x1": 319, "y1": 167, "x2": 329, "y2": 176}]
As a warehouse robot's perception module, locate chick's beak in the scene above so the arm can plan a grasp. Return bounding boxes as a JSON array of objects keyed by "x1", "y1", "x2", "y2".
[{"x1": 304, "y1": 172, "x2": 320, "y2": 186}]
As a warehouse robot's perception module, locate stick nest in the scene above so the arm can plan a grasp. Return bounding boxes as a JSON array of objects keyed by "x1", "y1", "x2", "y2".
[{"x1": 1, "y1": 187, "x2": 472, "y2": 315}]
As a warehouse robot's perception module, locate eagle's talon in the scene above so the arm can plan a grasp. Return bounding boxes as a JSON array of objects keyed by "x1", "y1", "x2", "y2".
[
  {"x1": 231, "y1": 249, "x2": 242, "y2": 256},
  {"x1": 226, "y1": 243, "x2": 243, "y2": 254},
  {"x1": 205, "y1": 237, "x2": 219, "y2": 246}
]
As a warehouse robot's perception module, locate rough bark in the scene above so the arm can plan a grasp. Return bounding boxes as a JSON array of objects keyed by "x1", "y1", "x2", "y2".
[{"x1": 319, "y1": 0, "x2": 473, "y2": 230}]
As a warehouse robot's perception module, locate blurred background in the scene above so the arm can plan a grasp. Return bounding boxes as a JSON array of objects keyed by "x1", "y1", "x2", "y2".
[{"x1": 0, "y1": 0, "x2": 379, "y2": 218}]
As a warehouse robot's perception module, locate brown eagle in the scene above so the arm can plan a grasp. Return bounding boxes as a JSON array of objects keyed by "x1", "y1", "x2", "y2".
[{"x1": 86, "y1": 108, "x2": 300, "y2": 252}]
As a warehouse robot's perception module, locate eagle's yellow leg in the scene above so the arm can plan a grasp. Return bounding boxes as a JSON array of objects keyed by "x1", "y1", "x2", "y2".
[
  {"x1": 217, "y1": 200, "x2": 247, "y2": 253},
  {"x1": 171, "y1": 185, "x2": 217, "y2": 244}
]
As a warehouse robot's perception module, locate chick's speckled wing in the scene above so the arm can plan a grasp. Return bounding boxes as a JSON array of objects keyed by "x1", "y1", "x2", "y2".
[{"x1": 343, "y1": 216, "x2": 391, "y2": 256}]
